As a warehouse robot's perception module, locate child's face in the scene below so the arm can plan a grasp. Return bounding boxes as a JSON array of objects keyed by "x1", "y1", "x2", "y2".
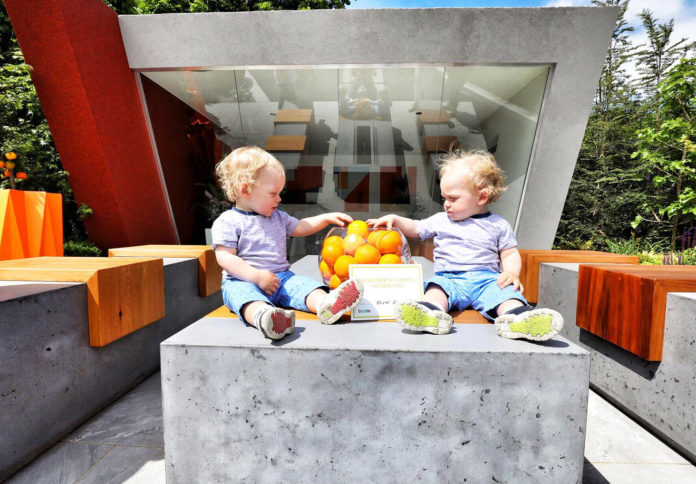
[
  {"x1": 240, "y1": 166, "x2": 285, "y2": 217},
  {"x1": 440, "y1": 167, "x2": 489, "y2": 221}
]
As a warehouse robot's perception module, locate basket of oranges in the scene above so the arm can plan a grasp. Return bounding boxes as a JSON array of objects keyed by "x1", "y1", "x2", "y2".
[{"x1": 319, "y1": 220, "x2": 413, "y2": 288}]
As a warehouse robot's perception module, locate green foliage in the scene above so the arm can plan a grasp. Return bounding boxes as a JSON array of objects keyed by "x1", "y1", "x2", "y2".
[
  {"x1": 106, "y1": 0, "x2": 349, "y2": 14},
  {"x1": 63, "y1": 240, "x2": 104, "y2": 257}
]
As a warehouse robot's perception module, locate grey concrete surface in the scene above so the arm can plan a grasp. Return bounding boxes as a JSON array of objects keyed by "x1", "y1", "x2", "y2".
[
  {"x1": 118, "y1": 7, "x2": 619, "y2": 249},
  {"x1": 8, "y1": 371, "x2": 696, "y2": 484},
  {"x1": 161, "y1": 317, "x2": 590, "y2": 483},
  {"x1": 537, "y1": 262, "x2": 696, "y2": 462},
  {"x1": 0, "y1": 258, "x2": 222, "y2": 481}
]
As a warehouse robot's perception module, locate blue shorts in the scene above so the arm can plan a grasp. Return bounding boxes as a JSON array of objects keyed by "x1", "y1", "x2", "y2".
[
  {"x1": 221, "y1": 270, "x2": 326, "y2": 323},
  {"x1": 425, "y1": 270, "x2": 527, "y2": 320}
]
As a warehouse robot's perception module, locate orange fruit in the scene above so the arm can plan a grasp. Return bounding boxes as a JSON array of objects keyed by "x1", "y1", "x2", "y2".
[
  {"x1": 346, "y1": 220, "x2": 370, "y2": 240},
  {"x1": 376, "y1": 230, "x2": 402, "y2": 255},
  {"x1": 367, "y1": 229, "x2": 386, "y2": 247},
  {"x1": 319, "y1": 259, "x2": 334, "y2": 279},
  {"x1": 321, "y1": 241, "x2": 344, "y2": 268},
  {"x1": 329, "y1": 274, "x2": 342, "y2": 289},
  {"x1": 333, "y1": 254, "x2": 356, "y2": 280},
  {"x1": 324, "y1": 235, "x2": 344, "y2": 249},
  {"x1": 343, "y1": 233, "x2": 366, "y2": 256},
  {"x1": 354, "y1": 244, "x2": 381, "y2": 264},
  {"x1": 379, "y1": 253, "x2": 402, "y2": 264}
]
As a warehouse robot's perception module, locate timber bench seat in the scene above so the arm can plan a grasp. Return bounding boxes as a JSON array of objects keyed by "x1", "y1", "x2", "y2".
[
  {"x1": 0, "y1": 256, "x2": 164, "y2": 346},
  {"x1": 576, "y1": 264, "x2": 696, "y2": 361},
  {"x1": 519, "y1": 249, "x2": 639, "y2": 303},
  {"x1": 109, "y1": 244, "x2": 222, "y2": 297}
]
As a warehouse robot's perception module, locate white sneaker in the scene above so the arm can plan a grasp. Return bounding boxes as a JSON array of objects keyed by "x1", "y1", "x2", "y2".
[
  {"x1": 253, "y1": 306, "x2": 295, "y2": 340},
  {"x1": 317, "y1": 279, "x2": 364, "y2": 325},
  {"x1": 494, "y1": 308, "x2": 563, "y2": 341},
  {"x1": 394, "y1": 301, "x2": 453, "y2": 335}
]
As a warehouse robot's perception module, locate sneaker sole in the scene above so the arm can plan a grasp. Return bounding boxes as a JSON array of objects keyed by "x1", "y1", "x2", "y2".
[
  {"x1": 319, "y1": 279, "x2": 364, "y2": 325},
  {"x1": 495, "y1": 309, "x2": 563, "y2": 341},
  {"x1": 260, "y1": 309, "x2": 295, "y2": 340},
  {"x1": 395, "y1": 302, "x2": 452, "y2": 335}
]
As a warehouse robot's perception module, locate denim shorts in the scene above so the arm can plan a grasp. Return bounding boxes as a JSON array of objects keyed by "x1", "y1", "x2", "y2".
[
  {"x1": 425, "y1": 270, "x2": 527, "y2": 320},
  {"x1": 221, "y1": 270, "x2": 326, "y2": 323}
]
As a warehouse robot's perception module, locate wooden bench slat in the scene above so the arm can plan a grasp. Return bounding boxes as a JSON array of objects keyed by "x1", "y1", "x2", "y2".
[
  {"x1": 0, "y1": 256, "x2": 164, "y2": 346},
  {"x1": 109, "y1": 245, "x2": 222, "y2": 297}
]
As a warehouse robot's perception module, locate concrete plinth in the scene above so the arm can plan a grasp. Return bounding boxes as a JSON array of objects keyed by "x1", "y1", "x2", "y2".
[
  {"x1": 161, "y1": 317, "x2": 590, "y2": 483},
  {"x1": 538, "y1": 262, "x2": 696, "y2": 461},
  {"x1": 0, "y1": 258, "x2": 222, "y2": 480}
]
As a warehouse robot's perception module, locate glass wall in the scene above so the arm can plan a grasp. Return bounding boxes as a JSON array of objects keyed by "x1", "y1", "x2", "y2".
[{"x1": 140, "y1": 65, "x2": 549, "y2": 259}]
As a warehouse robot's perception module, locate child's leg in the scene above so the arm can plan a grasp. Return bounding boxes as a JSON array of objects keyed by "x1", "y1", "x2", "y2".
[{"x1": 395, "y1": 282, "x2": 453, "y2": 335}]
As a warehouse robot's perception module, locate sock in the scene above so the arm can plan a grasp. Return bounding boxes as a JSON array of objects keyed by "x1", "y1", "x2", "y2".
[
  {"x1": 504, "y1": 305, "x2": 535, "y2": 316},
  {"x1": 418, "y1": 301, "x2": 445, "y2": 312}
]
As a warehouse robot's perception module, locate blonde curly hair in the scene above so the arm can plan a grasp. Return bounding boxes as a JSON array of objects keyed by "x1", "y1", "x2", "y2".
[
  {"x1": 215, "y1": 146, "x2": 284, "y2": 202},
  {"x1": 438, "y1": 149, "x2": 507, "y2": 202}
]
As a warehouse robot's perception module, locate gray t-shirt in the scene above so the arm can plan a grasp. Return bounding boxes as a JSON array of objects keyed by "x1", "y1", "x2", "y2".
[
  {"x1": 211, "y1": 207, "x2": 299, "y2": 276},
  {"x1": 416, "y1": 211, "x2": 517, "y2": 273}
]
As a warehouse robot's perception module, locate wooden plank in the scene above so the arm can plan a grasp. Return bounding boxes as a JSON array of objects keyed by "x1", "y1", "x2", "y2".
[
  {"x1": 206, "y1": 305, "x2": 487, "y2": 324},
  {"x1": 519, "y1": 249, "x2": 639, "y2": 303},
  {"x1": 109, "y1": 245, "x2": 222, "y2": 297},
  {"x1": 265, "y1": 135, "x2": 307, "y2": 152},
  {"x1": 274, "y1": 109, "x2": 313, "y2": 124},
  {"x1": 576, "y1": 264, "x2": 696, "y2": 361},
  {"x1": 0, "y1": 256, "x2": 164, "y2": 346}
]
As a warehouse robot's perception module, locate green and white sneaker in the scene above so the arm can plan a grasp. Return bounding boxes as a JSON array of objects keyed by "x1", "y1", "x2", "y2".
[
  {"x1": 394, "y1": 301, "x2": 453, "y2": 335},
  {"x1": 494, "y1": 308, "x2": 563, "y2": 341}
]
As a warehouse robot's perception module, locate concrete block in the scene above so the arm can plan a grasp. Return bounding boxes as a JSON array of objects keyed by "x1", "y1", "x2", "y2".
[
  {"x1": 0, "y1": 258, "x2": 222, "y2": 480},
  {"x1": 538, "y1": 262, "x2": 696, "y2": 461},
  {"x1": 161, "y1": 318, "x2": 590, "y2": 483}
]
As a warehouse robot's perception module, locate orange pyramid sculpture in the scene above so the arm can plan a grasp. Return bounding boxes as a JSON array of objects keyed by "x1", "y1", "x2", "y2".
[{"x1": 0, "y1": 189, "x2": 63, "y2": 260}]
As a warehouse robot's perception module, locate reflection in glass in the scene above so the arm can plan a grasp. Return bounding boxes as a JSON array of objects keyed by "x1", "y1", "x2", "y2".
[{"x1": 140, "y1": 65, "x2": 549, "y2": 260}]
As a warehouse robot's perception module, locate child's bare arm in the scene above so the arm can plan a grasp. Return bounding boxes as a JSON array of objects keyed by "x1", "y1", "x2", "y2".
[
  {"x1": 291, "y1": 212, "x2": 353, "y2": 237},
  {"x1": 214, "y1": 246, "x2": 280, "y2": 295},
  {"x1": 367, "y1": 214, "x2": 418, "y2": 238},
  {"x1": 498, "y1": 247, "x2": 523, "y2": 292}
]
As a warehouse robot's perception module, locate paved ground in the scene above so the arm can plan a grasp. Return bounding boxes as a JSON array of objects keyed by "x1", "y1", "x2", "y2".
[{"x1": 6, "y1": 372, "x2": 696, "y2": 483}]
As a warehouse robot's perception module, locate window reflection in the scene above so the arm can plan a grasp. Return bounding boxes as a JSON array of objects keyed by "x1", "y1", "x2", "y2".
[{"x1": 140, "y1": 65, "x2": 549, "y2": 260}]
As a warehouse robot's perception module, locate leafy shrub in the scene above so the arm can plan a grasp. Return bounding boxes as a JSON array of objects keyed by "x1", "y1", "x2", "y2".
[{"x1": 63, "y1": 240, "x2": 103, "y2": 257}]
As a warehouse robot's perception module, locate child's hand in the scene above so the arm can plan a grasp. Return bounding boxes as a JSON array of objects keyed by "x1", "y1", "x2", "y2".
[
  {"x1": 256, "y1": 270, "x2": 280, "y2": 295},
  {"x1": 367, "y1": 214, "x2": 397, "y2": 229},
  {"x1": 324, "y1": 212, "x2": 353, "y2": 227},
  {"x1": 497, "y1": 271, "x2": 523, "y2": 293}
]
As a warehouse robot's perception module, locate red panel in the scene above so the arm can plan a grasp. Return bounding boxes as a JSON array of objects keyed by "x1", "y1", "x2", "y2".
[{"x1": 4, "y1": 0, "x2": 178, "y2": 248}]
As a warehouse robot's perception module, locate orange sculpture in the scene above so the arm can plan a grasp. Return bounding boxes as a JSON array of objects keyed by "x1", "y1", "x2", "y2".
[{"x1": 0, "y1": 189, "x2": 63, "y2": 260}]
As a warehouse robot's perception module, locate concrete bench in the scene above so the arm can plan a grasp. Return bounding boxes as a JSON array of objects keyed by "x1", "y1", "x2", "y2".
[
  {"x1": 537, "y1": 262, "x2": 696, "y2": 461},
  {"x1": 0, "y1": 257, "x2": 223, "y2": 480},
  {"x1": 160, "y1": 258, "x2": 590, "y2": 482}
]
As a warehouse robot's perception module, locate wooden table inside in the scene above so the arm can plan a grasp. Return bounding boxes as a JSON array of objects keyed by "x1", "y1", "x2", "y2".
[
  {"x1": 576, "y1": 264, "x2": 696, "y2": 361},
  {"x1": 0, "y1": 256, "x2": 164, "y2": 346},
  {"x1": 274, "y1": 109, "x2": 313, "y2": 124},
  {"x1": 265, "y1": 135, "x2": 307, "y2": 152},
  {"x1": 519, "y1": 249, "x2": 640, "y2": 303},
  {"x1": 109, "y1": 245, "x2": 222, "y2": 297}
]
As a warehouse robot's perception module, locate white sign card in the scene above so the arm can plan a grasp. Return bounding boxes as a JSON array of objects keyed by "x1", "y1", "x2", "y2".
[{"x1": 348, "y1": 264, "x2": 424, "y2": 320}]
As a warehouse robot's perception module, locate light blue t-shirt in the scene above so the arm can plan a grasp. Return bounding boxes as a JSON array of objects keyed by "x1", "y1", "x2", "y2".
[
  {"x1": 416, "y1": 211, "x2": 517, "y2": 273},
  {"x1": 211, "y1": 207, "x2": 299, "y2": 276}
]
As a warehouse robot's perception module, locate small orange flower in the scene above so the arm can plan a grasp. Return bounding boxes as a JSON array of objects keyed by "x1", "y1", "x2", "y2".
[
  {"x1": 16, "y1": 172, "x2": 27, "y2": 180},
  {"x1": 5, "y1": 152, "x2": 17, "y2": 160}
]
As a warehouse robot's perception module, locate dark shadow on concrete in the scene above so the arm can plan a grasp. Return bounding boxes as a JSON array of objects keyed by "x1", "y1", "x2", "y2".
[{"x1": 579, "y1": 329, "x2": 661, "y2": 380}]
